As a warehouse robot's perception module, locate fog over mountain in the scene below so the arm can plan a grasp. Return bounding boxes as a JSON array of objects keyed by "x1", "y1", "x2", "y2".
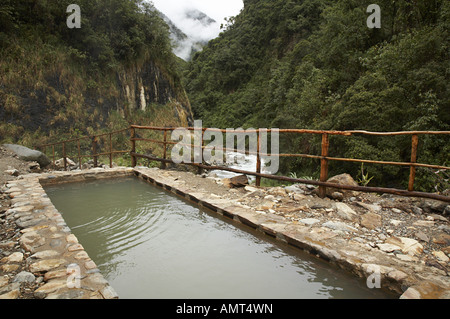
[
  {"x1": 150, "y1": 0, "x2": 243, "y2": 60},
  {"x1": 159, "y1": 8, "x2": 218, "y2": 60}
]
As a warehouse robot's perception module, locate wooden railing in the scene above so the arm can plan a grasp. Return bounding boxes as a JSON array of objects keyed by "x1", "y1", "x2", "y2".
[
  {"x1": 37, "y1": 125, "x2": 450, "y2": 203},
  {"x1": 38, "y1": 128, "x2": 130, "y2": 170}
]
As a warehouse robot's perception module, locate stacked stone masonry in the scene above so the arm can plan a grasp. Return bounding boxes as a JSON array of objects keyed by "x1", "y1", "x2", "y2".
[{"x1": 0, "y1": 168, "x2": 132, "y2": 299}]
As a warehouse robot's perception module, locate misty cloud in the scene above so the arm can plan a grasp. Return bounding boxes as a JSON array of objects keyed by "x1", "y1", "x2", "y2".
[{"x1": 150, "y1": 0, "x2": 243, "y2": 60}]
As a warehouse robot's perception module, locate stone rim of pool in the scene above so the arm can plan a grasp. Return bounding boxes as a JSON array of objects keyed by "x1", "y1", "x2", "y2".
[{"x1": 3, "y1": 166, "x2": 449, "y2": 299}]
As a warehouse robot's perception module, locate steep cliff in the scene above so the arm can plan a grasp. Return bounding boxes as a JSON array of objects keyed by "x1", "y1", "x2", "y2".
[{"x1": 118, "y1": 61, "x2": 192, "y2": 126}]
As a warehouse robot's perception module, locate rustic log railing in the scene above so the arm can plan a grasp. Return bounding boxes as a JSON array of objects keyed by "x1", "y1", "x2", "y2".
[
  {"x1": 37, "y1": 128, "x2": 130, "y2": 171},
  {"x1": 37, "y1": 126, "x2": 450, "y2": 203}
]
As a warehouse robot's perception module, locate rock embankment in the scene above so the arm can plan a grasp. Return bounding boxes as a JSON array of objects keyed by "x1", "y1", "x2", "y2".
[{"x1": 0, "y1": 168, "x2": 129, "y2": 299}]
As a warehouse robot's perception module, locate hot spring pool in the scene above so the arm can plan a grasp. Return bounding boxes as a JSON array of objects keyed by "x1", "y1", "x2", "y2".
[{"x1": 44, "y1": 177, "x2": 394, "y2": 299}]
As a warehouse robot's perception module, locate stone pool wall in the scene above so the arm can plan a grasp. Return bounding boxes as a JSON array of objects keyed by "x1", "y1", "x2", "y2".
[{"x1": 1, "y1": 167, "x2": 133, "y2": 299}]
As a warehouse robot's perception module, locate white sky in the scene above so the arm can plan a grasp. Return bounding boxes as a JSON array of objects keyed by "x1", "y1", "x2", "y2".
[
  {"x1": 150, "y1": 0, "x2": 243, "y2": 24},
  {"x1": 146, "y1": 0, "x2": 243, "y2": 60},
  {"x1": 150, "y1": 0, "x2": 244, "y2": 38}
]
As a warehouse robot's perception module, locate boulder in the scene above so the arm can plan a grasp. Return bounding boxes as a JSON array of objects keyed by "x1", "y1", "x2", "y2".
[
  {"x1": 419, "y1": 198, "x2": 448, "y2": 214},
  {"x1": 432, "y1": 251, "x2": 449, "y2": 263},
  {"x1": 13, "y1": 271, "x2": 35, "y2": 284},
  {"x1": 356, "y1": 202, "x2": 382, "y2": 213},
  {"x1": 414, "y1": 231, "x2": 430, "y2": 243},
  {"x1": 3, "y1": 144, "x2": 51, "y2": 167},
  {"x1": 445, "y1": 205, "x2": 450, "y2": 217},
  {"x1": 28, "y1": 162, "x2": 41, "y2": 172},
  {"x1": 432, "y1": 233, "x2": 450, "y2": 246},
  {"x1": 222, "y1": 174, "x2": 249, "y2": 188},
  {"x1": 330, "y1": 191, "x2": 344, "y2": 201},
  {"x1": 324, "y1": 173, "x2": 359, "y2": 198},
  {"x1": 322, "y1": 221, "x2": 358, "y2": 233},
  {"x1": 5, "y1": 169, "x2": 19, "y2": 176},
  {"x1": 256, "y1": 200, "x2": 275, "y2": 211},
  {"x1": 376, "y1": 243, "x2": 402, "y2": 253},
  {"x1": 244, "y1": 186, "x2": 259, "y2": 193},
  {"x1": 284, "y1": 184, "x2": 305, "y2": 194},
  {"x1": 268, "y1": 187, "x2": 287, "y2": 197}
]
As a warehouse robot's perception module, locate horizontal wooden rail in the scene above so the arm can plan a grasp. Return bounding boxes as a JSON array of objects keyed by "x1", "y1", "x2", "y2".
[
  {"x1": 38, "y1": 128, "x2": 130, "y2": 148},
  {"x1": 131, "y1": 125, "x2": 450, "y2": 136},
  {"x1": 322, "y1": 156, "x2": 449, "y2": 170},
  {"x1": 131, "y1": 125, "x2": 353, "y2": 135},
  {"x1": 37, "y1": 128, "x2": 130, "y2": 170},
  {"x1": 94, "y1": 150, "x2": 129, "y2": 157},
  {"x1": 132, "y1": 136, "x2": 450, "y2": 171},
  {"x1": 347, "y1": 130, "x2": 450, "y2": 136}
]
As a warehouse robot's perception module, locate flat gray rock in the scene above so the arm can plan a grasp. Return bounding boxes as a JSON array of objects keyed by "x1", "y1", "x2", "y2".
[
  {"x1": 3, "y1": 144, "x2": 51, "y2": 167},
  {"x1": 13, "y1": 271, "x2": 35, "y2": 284},
  {"x1": 322, "y1": 221, "x2": 358, "y2": 233}
]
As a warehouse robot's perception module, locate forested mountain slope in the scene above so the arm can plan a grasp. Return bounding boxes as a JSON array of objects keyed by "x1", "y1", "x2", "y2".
[
  {"x1": 0, "y1": 0, "x2": 193, "y2": 146},
  {"x1": 184, "y1": 0, "x2": 449, "y2": 191}
]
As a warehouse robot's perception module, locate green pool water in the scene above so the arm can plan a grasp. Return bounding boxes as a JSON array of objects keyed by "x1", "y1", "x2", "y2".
[{"x1": 44, "y1": 177, "x2": 395, "y2": 299}]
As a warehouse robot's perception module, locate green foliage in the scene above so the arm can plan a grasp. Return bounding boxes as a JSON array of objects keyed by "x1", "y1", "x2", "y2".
[
  {"x1": 0, "y1": 0, "x2": 188, "y2": 148},
  {"x1": 357, "y1": 163, "x2": 374, "y2": 186},
  {"x1": 0, "y1": 0, "x2": 175, "y2": 75},
  {"x1": 185, "y1": 0, "x2": 449, "y2": 191},
  {"x1": 415, "y1": 168, "x2": 449, "y2": 193}
]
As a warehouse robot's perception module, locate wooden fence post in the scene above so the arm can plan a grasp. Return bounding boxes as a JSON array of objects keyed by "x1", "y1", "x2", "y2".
[
  {"x1": 52, "y1": 145, "x2": 55, "y2": 170},
  {"x1": 161, "y1": 129, "x2": 167, "y2": 169},
  {"x1": 62, "y1": 142, "x2": 67, "y2": 171},
  {"x1": 130, "y1": 127, "x2": 136, "y2": 167},
  {"x1": 319, "y1": 133, "x2": 329, "y2": 198},
  {"x1": 92, "y1": 137, "x2": 98, "y2": 168},
  {"x1": 109, "y1": 133, "x2": 113, "y2": 168},
  {"x1": 256, "y1": 130, "x2": 261, "y2": 187},
  {"x1": 77, "y1": 139, "x2": 81, "y2": 170},
  {"x1": 408, "y1": 134, "x2": 419, "y2": 191}
]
